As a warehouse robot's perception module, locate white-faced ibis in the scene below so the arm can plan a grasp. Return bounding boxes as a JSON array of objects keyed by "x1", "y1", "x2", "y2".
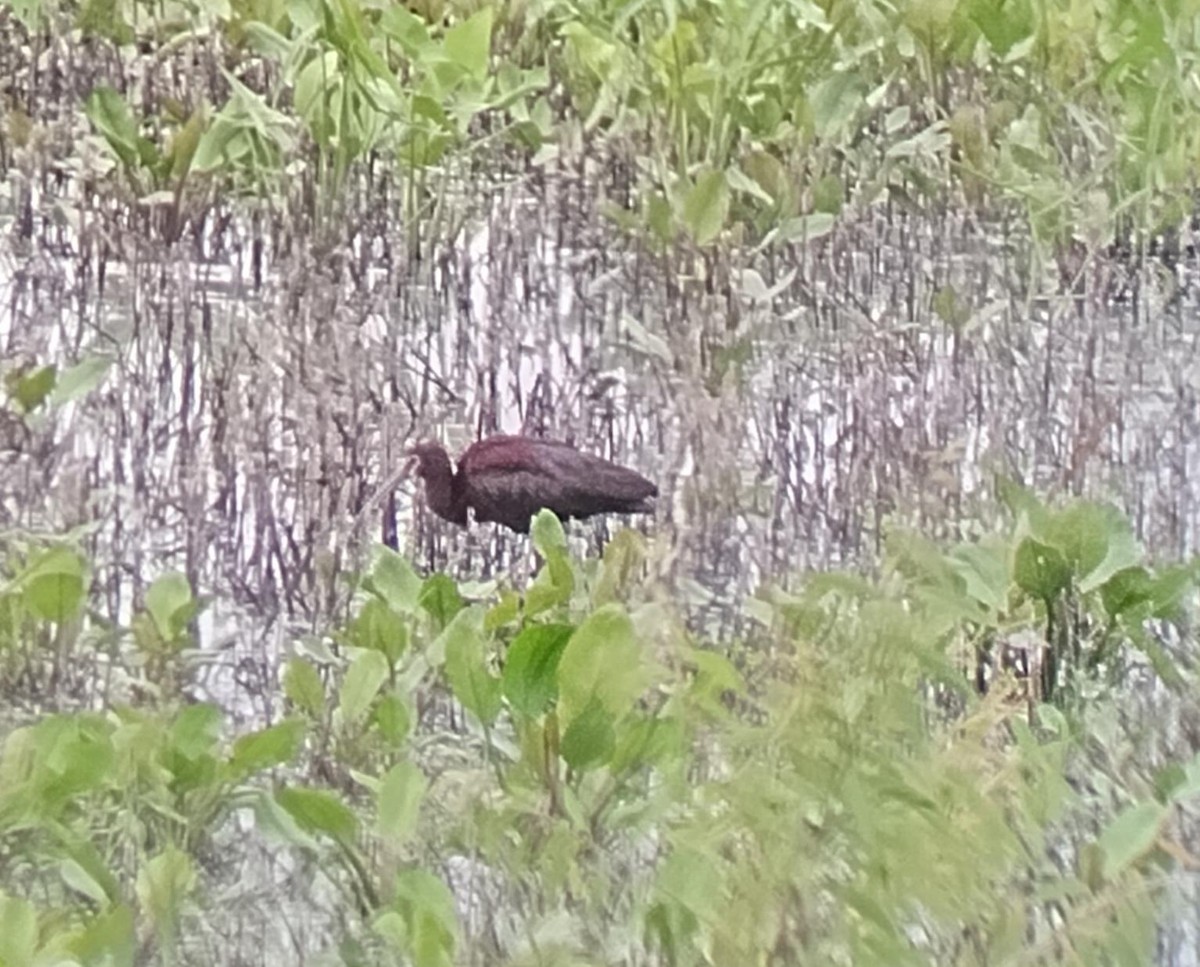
[{"x1": 407, "y1": 435, "x2": 658, "y2": 534}]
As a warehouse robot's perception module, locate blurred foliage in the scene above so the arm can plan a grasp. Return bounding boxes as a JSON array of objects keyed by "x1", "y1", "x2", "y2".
[
  {"x1": 1, "y1": 0, "x2": 1195, "y2": 255},
  {"x1": 0, "y1": 499, "x2": 1196, "y2": 963}
]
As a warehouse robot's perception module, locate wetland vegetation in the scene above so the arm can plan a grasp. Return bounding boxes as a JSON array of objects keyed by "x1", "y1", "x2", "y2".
[{"x1": 3, "y1": 0, "x2": 1200, "y2": 963}]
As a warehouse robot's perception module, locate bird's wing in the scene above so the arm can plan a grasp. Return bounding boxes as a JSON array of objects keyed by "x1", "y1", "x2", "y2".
[
  {"x1": 461, "y1": 465, "x2": 552, "y2": 531},
  {"x1": 529, "y1": 442, "x2": 659, "y2": 505}
]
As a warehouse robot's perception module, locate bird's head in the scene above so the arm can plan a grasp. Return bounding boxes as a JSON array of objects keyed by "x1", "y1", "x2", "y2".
[{"x1": 406, "y1": 441, "x2": 452, "y2": 481}]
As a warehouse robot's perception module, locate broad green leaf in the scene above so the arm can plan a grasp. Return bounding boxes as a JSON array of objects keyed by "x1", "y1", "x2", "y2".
[
  {"x1": 283, "y1": 658, "x2": 326, "y2": 716},
  {"x1": 531, "y1": 508, "x2": 568, "y2": 558},
  {"x1": 1147, "y1": 564, "x2": 1194, "y2": 619},
  {"x1": 387, "y1": 869, "x2": 459, "y2": 967},
  {"x1": 351, "y1": 597, "x2": 408, "y2": 663},
  {"x1": 145, "y1": 571, "x2": 195, "y2": 641},
  {"x1": 379, "y1": 5, "x2": 431, "y2": 53},
  {"x1": 377, "y1": 762, "x2": 427, "y2": 844},
  {"x1": 1044, "y1": 502, "x2": 1113, "y2": 580},
  {"x1": 0, "y1": 891, "x2": 37, "y2": 967},
  {"x1": 442, "y1": 608, "x2": 501, "y2": 725},
  {"x1": 527, "y1": 511, "x2": 573, "y2": 615},
  {"x1": 810, "y1": 70, "x2": 864, "y2": 140},
  {"x1": 339, "y1": 650, "x2": 390, "y2": 727},
  {"x1": 6, "y1": 362, "x2": 57, "y2": 413},
  {"x1": 367, "y1": 547, "x2": 423, "y2": 614},
  {"x1": 557, "y1": 604, "x2": 648, "y2": 726},
  {"x1": 1100, "y1": 567, "x2": 1154, "y2": 618},
  {"x1": 85, "y1": 86, "x2": 156, "y2": 169},
  {"x1": 22, "y1": 545, "x2": 85, "y2": 623},
  {"x1": 230, "y1": 719, "x2": 304, "y2": 777},
  {"x1": 169, "y1": 703, "x2": 222, "y2": 760},
  {"x1": 610, "y1": 715, "x2": 685, "y2": 774},
  {"x1": 374, "y1": 693, "x2": 411, "y2": 744},
  {"x1": 560, "y1": 697, "x2": 615, "y2": 770},
  {"x1": 777, "y1": 212, "x2": 835, "y2": 243},
  {"x1": 55, "y1": 831, "x2": 120, "y2": 905},
  {"x1": 419, "y1": 574, "x2": 464, "y2": 630},
  {"x1": 681, "y1": 168, "x2": 729, "y2": 246},
  {"x1": 61, "y1": 856, "x2": 110, "y2": 904},
  {"x1": 1096, "y1": 800, "x2": 1166, "y2": 878},
  {"x1": 950, "y1": 539, "x2": 1009, "y2": 613},
  {"x1": 444, "y1": 6, "x2": 493, "y2": 79},
  {"x1": 276, "y1": 786, "x2": 358, "y2": 843},
  {"x1": 49, "y1": 354, "x2": 114, "y2": 405},
  {"x1": 502, "y1": 623, "x2": 573, "y2": 717},
  {"x1": 1014, "y1": 538, "x2": 1070, "y2": 602},
  {"x1": 71, "y1": 903, "x2": 136, "y2": 967},
  {"x1": 484, "y1": 590, "x2": 521, "y2": 630}
]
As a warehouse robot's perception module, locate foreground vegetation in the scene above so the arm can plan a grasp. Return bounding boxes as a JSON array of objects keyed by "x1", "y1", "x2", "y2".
[
  {"x1": 5, "y1": 0, "x2": 1200, "y2": 962},
  {"x1": 0, "y1": 494, "x2": 1196, "y2": 965},
  {"x1": 5, "y1": 0, "x2": 1200, "y2": 265}
]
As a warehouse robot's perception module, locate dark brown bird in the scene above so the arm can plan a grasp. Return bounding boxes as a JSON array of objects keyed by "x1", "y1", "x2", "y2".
[{"x1": 407, "y1": 435, "x2": 658, "y2": 533}]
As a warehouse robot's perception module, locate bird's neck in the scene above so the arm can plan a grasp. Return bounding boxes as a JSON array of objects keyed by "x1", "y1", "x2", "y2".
[{"x1": 424, "y1": 460, "x2": 468, "y2": 526}]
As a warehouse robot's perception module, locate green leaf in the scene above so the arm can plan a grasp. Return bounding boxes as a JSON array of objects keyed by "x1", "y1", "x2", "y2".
[
  {"x1": 276, "y1": 786, "x2": 358, "y2": 843},
  {"x1": 777, "y1": 212, "x2": 836, "y2": 243},
  {"x1": 386, "y1": 869, "x2": 459, "y2": 967},
  {"x1": 949, "y1": 539, "x2": 1009, "y2": 613},
  {"x1": 85, "y1": 86, "x2": 157, "y2": 169},
  {"x1": 351, "y1": 597, "x2": 408, "y2": 664},
  {"x1": 1100, "y1": 567, "x2": 1154, "y2": 618},
  {"x1": 49, "y1": 354, "x2": 114, "y2": 405},
  {"x1": 0, "y1": 892, "x2": 37, "y2": 967},
  {"x1": 339, "y1": 650, "x2": 390, "y2": 727},
  {"x1": 503, "y1": 623, "x2": 574, "y2": 717},
  {"x1": 1043, "y1": 502, "x2": 1115, "y2": 582},
  {"x1": 610, "y1": 715, "x2": 685, "y2": 774},
  {"x1": 144, "y1": 571, "x2": 195, "y2": 641},
  {"x1": 557, "y1": 604, "x2": 649, "y2": 726},
  {"x1": 444, "y1": 6, "x2": 493, "y2": 79},
  {"x1": 69, "y1": 904, "x2": 135, "y2": 967},
  {"x1": 135, "y1": 846, "x2": 196, "y2": 935},
  {"x1": 560, "y1": 696, "x2": 616, "y2": 770},
  {"x1": 1096, "y1": 800, "x2": 1166, "y2": 878},
  {"x1": 21, "y1": 545, "x2": 86, "y2": 623},
  {"x1": 168, "y1": 703, "x2": 222, "y2": 760},
  {"x1": 594, "y1": 529, "x2": 647, "y2": 606},
  {"x1": 484, "y1": 590, "x2": 521, "y2": 631},
  {"x1": 283, "y1": 658, "x2": 326, "y2": 716},
  {"x1": 1147, "y1": 564, "x2": 1194, "y2": 619},
  {"x1": 1014, "y1": 538, "x2": 1070, "y2": 602},
  {"x1": 366, "y1": 547, "x2": 423, "y2": 614},
  {"x1": 60, "y1": 857, "x2": 111, "y2": 904},
  {"x1": 419, "y1": 574, "x2": 465, "y2": 631},
  {"x1": 531, "y1": 508, "x2": 568, "y2": 558},
  {"x1": 442, "y1": 609, "x2": 501, "y2": 726},
  {"x1": 7, "y1": 363, "x2": 57, "y2": 413},
  {"x1": 373, "y1": 693, "x2": 411, "y2": 744},
  {"x1": 681, "y1": 168, "x2": 730, "y2": 246},
  {"x1": 230, "y1": 719, "x2": 304, "y2": 777},
  {"x1": 377, "y1": 762, "x2": 427, "y2": 845},
  {"x1": 527, "y1": 511, "x2": 573, "y2": 615}
]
